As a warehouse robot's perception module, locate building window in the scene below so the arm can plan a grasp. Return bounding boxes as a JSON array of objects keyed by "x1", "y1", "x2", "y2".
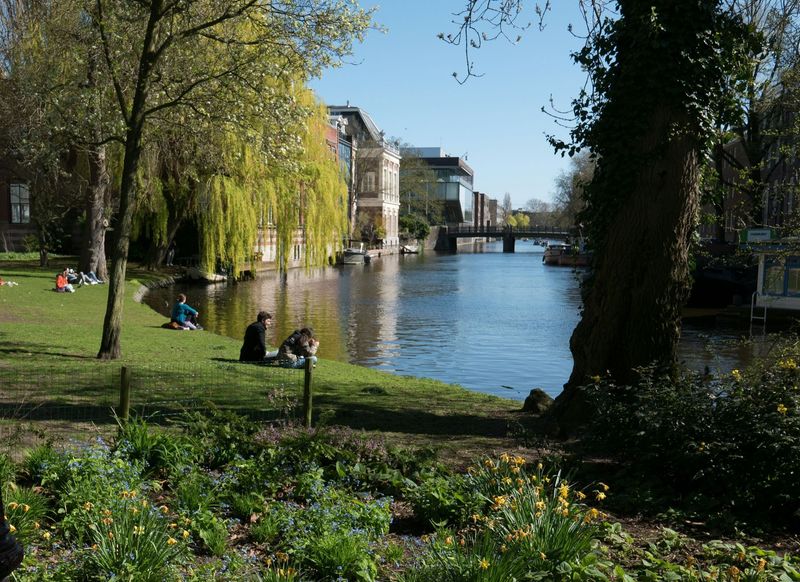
[
  {"x1": 363, "y1": 172, "x2": 375, "y2": 191},
  {"x1": 10, "y1": 183, "x2": 30, "y2": 224}
]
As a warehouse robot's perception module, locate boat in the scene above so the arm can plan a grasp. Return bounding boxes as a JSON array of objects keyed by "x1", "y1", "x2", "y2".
[
  {"x1": 542, "y1": 241, "x2": 591, "y2": 267},
  {"x1": 400, "y1": 244, "x2": 419, "y2": 255},
  {"x1": 341, "y1": 243, "x2": 370, "y2": 265}
]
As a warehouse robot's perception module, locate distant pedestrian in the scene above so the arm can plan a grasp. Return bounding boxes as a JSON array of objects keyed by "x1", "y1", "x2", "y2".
[
  {"x1": 165, "y1": 242, "x2": 176, "y2": 267},
  {"x1": 239, "y1": 310, "x2": 274, "y2": 362}
]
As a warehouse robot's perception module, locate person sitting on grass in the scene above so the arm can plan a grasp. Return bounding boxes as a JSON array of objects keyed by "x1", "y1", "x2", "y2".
[
  {"x1": 276, "y1": 327, "x2": 319, "y2": 369},
  {"x1": 55, "y1": 269, "x2": 75, "y2": 293},
  {"x1": 170, "y1": 293, "x2": 200, "y2": 330},
  {"x1": 239, "y1": 310, "x2": 274, "y2": 362}
]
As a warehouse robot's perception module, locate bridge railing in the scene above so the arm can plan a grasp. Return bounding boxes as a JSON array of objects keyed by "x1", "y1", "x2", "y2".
[{"x1": 447, "y1": 225, "x2": 576, "y2": 236}]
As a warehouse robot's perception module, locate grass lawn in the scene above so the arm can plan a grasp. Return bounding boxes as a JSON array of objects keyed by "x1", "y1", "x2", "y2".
[{"x1": 0, "y1": 258, "x2": 524, "y2": 459}]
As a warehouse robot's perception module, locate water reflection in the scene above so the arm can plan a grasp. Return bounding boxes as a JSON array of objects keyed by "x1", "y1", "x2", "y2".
[{"x1": 143, "y1": 239, "x2": 767, "y2": 400}]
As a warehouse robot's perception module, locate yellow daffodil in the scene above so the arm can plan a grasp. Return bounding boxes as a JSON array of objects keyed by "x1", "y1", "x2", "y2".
[
  {"x1": 731, "y1": 369, "x2": 742, "y2": 381},
  {"x1": 7, "y1": 502, "x2": 17, "y2": 510},
  {"x1": 778, "y1": 358, "x2": 798, "y2": 370},
  {"x1": 83, "y1": 502, "x2": 94, "y2": 511},
  {"x1": 778, "y1": 403, "x2": 789, "y2": 415},
  {"x1": 182, "y1": 529, "x2": 190, "y2": 539},
  {"x1": 133, "y1": 526, "x2": 144, "y2": 535},
  {"x1": 596, "y1": 491, "x2": 607, "y2": 501},
  {"x1": 160, "y1": 505, "x2": 169, "y2": 514},
  {"x1": 42, "y1": 531, "x2": 51, "y2": 541},
  {"x1": 167, "y1": 537, "x2": 177, "y2": 545},
  {"x1": 479, "y1": 558, "x2": 490, "y2": 570},
  {"x1": 575, "y1": 491, "x2": 586, "y2": 500},
  {"x1": 8, "y1": 525, "x2": 15, "y2": 534}
]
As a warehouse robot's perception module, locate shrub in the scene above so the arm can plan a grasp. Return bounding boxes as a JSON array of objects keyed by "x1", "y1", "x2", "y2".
[
  {"x1": 82, "y1": 495, "x2": 188, "y2": 581},
  {"x1": 22, "y1": 443, "x2": 70, "y2": 490},
  {"x1": 406, "y1": 471, "x2": 482, "y2": 527},
  {"x1": 0, "y1": 453, "x2": 16, "y2": 489},
  {"x1": 302, "y1": 532, "x2": 377, "y2": 581},
  {"x1": 587, "y1": 358, "x2": 800, "y2": 521},
  {"x1": 5, "y1": 486, "x2": 50, "y2": 544}
]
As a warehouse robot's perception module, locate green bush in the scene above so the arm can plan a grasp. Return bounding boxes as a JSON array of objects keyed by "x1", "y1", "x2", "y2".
[
  {"x1": 82, "y1": 495, "x2": 188, "y2": 581},
  {"x1": 302, "y1": 531, "x2": 377, "y2": 581},
  {"x1": 5, "y1": 486, "x2": 50, "y2": 544},
  {"x1": 587, "y1": 358, "x2": 800, "y2": 521},
  {"x1": 406, "y1": 471, "x2": 482, "y2": 527}
]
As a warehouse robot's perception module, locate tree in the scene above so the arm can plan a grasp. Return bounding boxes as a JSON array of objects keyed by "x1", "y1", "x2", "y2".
[
  {"x1": 512, "y1": 212, "x2": 530, "y2": 227},
  {"x1": 701, "y1": 1, "x2": 800, "y2": 242},
  {"x1": 398, "y1": 145, "x2": 443, "y2": 225},
  {"x1": 500, "y1": 192, "x2": 513, "y2": 225},
  {"x1": 70, "y1": 0, "x2": 371, "y2": 360},
  {"x1": 448, "y1": 1, "x2": 757, "y2": 429},
  {"x1": 524, "y1": 197, "x2": 556, "y2": 226},
  {"x1": 552, "y1": 150, "x2": 593, "y2": 229},
  {"x1": 0, "y1": 0, "x2": 126, "y2": 280}
]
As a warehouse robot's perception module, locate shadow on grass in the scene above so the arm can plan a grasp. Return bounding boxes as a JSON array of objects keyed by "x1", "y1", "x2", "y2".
[
  {"x1": 0, "y1": 340, "x2": 94, "y2": 360},
  {"x1": 0, "y1": 399, "x2": 286, "y2": 428},
  {"x1": 314, "y1": 394, "x2": 511, "y2": 438}
]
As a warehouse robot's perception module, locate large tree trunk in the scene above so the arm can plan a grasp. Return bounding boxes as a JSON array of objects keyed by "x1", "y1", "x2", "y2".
[
  {"x1": 97, "y1": 134, "x2": 141, "y2": 360},
  {"x1": 555, "y1": 107, "x2": 700, "y2": 430},
  {"x1": 81, "y1": 145, "x2": 109, "y2": 280},
  {"x1": 97, "y1": 1, "x2": 161, "y2": 360}
]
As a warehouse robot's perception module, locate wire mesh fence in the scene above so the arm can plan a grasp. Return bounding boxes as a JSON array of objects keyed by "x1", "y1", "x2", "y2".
[{"x1": 0, "y1": 360, "x2": 311, "y2": 450}]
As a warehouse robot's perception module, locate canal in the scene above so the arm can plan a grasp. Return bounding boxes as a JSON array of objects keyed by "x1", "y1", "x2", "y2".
[{"x1": 143, "y1": 240, "x2": 764, "y2": 400}]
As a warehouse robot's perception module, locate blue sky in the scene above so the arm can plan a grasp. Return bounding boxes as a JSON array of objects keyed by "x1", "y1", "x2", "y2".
[{"x1": 310, "y1": 1, "x2": 588, "y2": 208}]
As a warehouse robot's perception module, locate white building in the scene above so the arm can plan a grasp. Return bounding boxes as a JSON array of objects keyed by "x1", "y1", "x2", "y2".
[{"x1": 328, "y1": 105, "x2": 401, "y2": 248}]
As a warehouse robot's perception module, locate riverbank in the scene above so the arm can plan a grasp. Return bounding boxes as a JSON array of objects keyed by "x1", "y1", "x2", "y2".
[{"x1": 0, "y1": 259, "x2": 523, "y2": 459}]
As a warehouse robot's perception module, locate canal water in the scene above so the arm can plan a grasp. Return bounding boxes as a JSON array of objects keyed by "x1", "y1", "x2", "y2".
[{"x1": 143, "y1": 240, "x2": 765, "y2": 400}]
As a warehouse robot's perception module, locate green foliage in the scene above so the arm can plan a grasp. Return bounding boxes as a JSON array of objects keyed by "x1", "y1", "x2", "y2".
[
  {"x1": 5, "y1": 486, "x2": 50, "y2": 544},
  {"x1": 587, "y1": 355, "x2": 800, "y2": 522},
  {"x1": 406, "y1": 471, "x2": 482, "y2": 527},
  {"x1": 176, "y1": 408, "x2": 260, "y2": 468},
  {"x1": 302, "y1": 531, "x2": 377, "y2": 582},
  {"x1": 399, "y1": 214, "x2": 431, "y2": 242},
  {"x1": 175, "y1": 470, "x2": 218, "y2": 514},
  {"x1": 22, "y1": 443, "x2": 70, "y2": 490},
  {"x1": 0, "y1": 453, "x2": 16, "y2": 489},
  {"x1": 114, "y1": 415, "x2": 195, "y2": 477},
  {"x1": 56, "y1": 442, "x2": 146, "y2": 542},
  {"x1": 83, "y1": 495, "x2": 188, "y2": 581},
  {"x1": 189, "y1": 509, "x2": 228, "y2": 557}
]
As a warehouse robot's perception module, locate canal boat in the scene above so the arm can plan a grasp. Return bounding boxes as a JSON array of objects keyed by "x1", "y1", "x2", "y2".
[
  {"x1": 543, "y1": 241, "x2": 591, "y2": 267},
  {"x1": 341, "y1": 244, "x2": 371, "y2": 265},
  {"x1": 400, "y1": 244, "x2": 419, "y2": 255}
]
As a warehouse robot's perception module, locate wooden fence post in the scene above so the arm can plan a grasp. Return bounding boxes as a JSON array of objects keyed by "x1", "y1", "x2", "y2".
[
  {"x1": 303, "y1": 358, "x2": 313, "y2": 428},
  {"x1": 119, "y1": 366, "x2": 131, "y2": 425}
]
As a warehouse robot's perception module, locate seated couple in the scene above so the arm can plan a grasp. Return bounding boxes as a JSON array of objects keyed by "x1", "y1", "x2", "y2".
[
  {"x1": 67, "y1": 268, "x2": 103, "y2": 286},
  {"x1": 239, "y1": 311, "x2": 318, "y2": 368}
]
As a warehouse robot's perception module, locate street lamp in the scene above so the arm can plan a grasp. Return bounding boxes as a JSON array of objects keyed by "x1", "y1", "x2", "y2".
[{"x1": 0, "y1": 489, "x2": 23, "y2": 580}]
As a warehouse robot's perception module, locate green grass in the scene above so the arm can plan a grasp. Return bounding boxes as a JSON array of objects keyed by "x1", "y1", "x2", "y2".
[{"x1": 0, "y1": 259, "x2": 521, "y2": 459}]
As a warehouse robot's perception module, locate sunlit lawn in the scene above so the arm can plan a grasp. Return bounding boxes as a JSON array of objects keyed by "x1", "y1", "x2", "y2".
[{"x1": 0, "y1": 259, "x2": 522, "y2": 458}]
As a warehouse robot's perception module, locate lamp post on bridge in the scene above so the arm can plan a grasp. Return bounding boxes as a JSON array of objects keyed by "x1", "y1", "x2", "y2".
[{"x1": 0, "y1": 489, "x2": 24, "y2": 580}]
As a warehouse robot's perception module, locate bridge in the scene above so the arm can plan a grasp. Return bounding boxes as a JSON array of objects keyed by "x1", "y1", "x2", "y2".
[{"x1": 438, "y1": 225, "x2": 577, "y2": 253}]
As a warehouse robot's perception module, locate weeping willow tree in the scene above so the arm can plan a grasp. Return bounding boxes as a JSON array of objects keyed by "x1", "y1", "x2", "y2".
[
  {"x1": 134, "y1": 85, "x2": 348, "y2": 275},
  {"x1": 267, "y1": 90, "x2": 350, "y2": 272}
]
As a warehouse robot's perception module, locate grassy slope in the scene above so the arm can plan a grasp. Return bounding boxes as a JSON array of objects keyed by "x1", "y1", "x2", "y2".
[{"x1": 0, "y1": 260, "x2": 521, "y2": 459}]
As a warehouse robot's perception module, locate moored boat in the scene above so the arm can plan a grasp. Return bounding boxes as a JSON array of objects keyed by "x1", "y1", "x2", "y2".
[{"x1": 341, "y1": 243, "x2": 370, "y2": 265}]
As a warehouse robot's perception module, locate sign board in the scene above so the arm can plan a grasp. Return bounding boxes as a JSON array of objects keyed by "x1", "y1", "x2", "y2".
[{"x1": 745, "y1": 228, "x2": 773, "y2": 242}]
